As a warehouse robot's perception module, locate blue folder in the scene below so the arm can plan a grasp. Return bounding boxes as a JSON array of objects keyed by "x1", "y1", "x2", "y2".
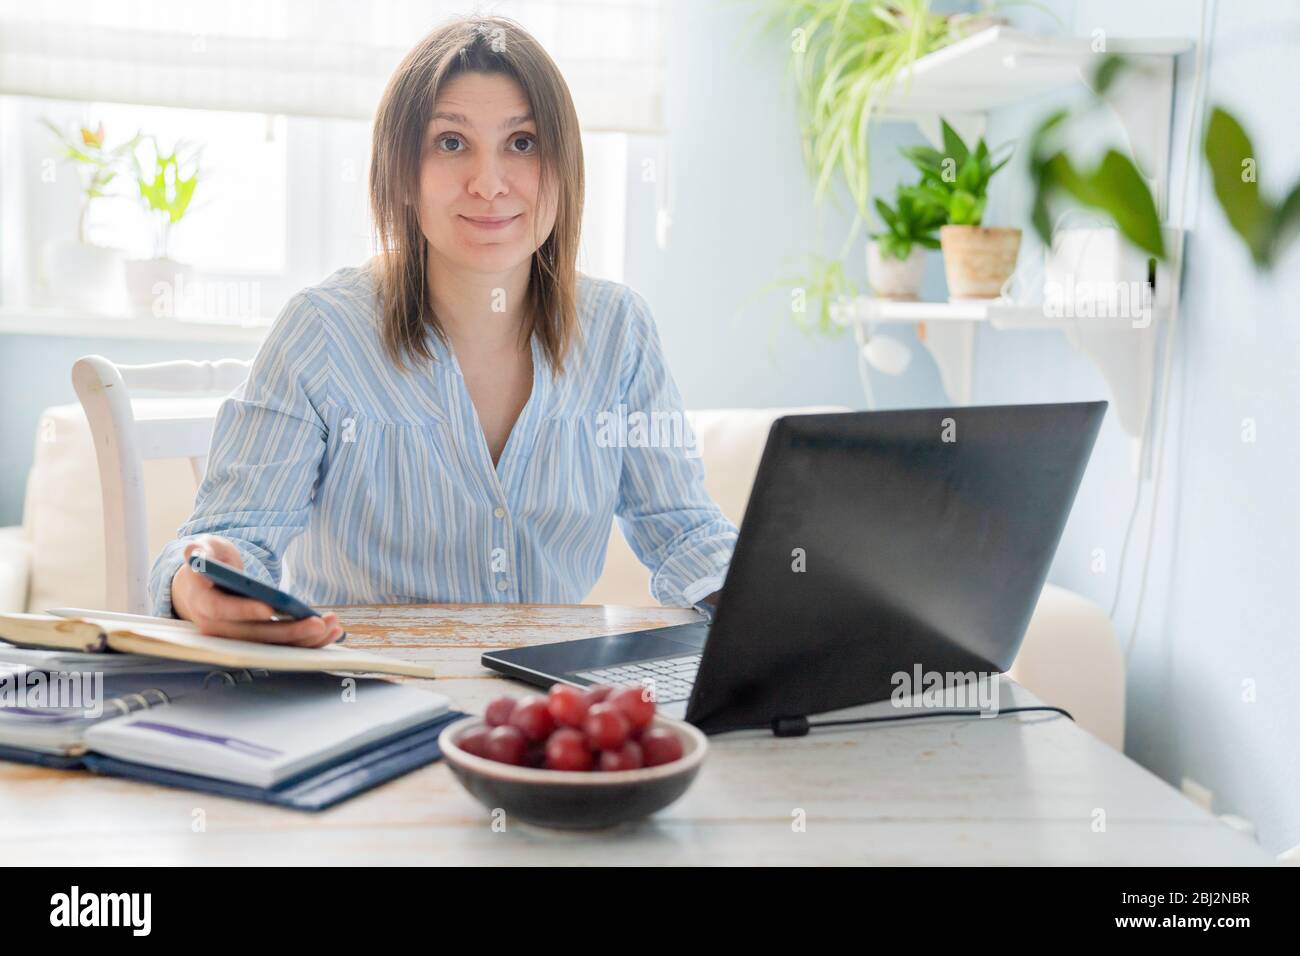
[{"x1": 1, "y1": 710, "x2": 466, "y2": 811}]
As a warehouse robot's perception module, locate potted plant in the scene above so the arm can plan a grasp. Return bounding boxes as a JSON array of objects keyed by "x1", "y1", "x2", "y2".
[
  {"x1": 903, "y1": 119, "x2": 1017, "y2": 299},
  {"x1": 755, "y1": 0, "x2": 998, "y2": 221},
  {"x1": 868, "y1": 183, "x2": 943, "y2": 299},
  {"x1": 37, "y1": 119, "x2": 140, "y2": 314},
  {"x1": 748, "y1": 2, "x2": 1001, "y2": 327},
  {"x1": 124, "y1": 137, "x2": 201, "y2": 315}
]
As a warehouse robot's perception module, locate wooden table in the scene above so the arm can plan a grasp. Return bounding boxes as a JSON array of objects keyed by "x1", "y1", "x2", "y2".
[{"x1": 0, "y1": 603, "x2": 1274, "y2": 865}]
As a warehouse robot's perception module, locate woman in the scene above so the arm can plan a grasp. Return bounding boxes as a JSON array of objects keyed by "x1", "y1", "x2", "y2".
[{"x1": 149, "y1": 16, "x2": 737, "y2": 646}]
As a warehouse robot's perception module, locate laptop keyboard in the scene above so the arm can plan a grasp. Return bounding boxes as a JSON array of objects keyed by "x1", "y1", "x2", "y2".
[{"x1": 573, "y1": 654, "x2": 702, "y2": 704}]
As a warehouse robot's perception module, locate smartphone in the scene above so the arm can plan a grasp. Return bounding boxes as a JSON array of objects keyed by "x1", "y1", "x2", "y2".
[{"x1": 186, "y1": 553, "x2": 346, "y2": 641}]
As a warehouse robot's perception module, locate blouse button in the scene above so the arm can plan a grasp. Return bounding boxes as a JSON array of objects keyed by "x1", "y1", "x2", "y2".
[
  {"x1": 493, "y1": 506, "x2": 506, "y2": 519},
  {"x1": 496, "y1": 579, "x2": 508, "y2": 591}
]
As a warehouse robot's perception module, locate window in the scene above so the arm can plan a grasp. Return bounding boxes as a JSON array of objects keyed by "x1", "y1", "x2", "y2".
[
  {"x1": 0, "y1": 0, "x2": 659, "y2": 326},
  {"x1": 77, "y1": 102, "x2": 288, "y2": 274}
]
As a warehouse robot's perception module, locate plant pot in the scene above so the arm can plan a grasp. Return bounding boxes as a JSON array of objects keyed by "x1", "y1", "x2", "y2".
[
  {"x1": 37, "y1": 240, "x2": 129, "y2": 315},
  {"x1": 866, "y1": 242, "x2": 926, "y2": 300},
  {"x1": 125, "y1": 258, "x2": 196, "y2": 317},
  {"x1": 939, "y1": 226, "x2": 1022, "y2": 299}
]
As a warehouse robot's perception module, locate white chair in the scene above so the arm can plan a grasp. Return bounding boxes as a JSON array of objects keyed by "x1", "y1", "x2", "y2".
[{"x1": 70, "y1": 355, "x2": 250, "y2": 615}]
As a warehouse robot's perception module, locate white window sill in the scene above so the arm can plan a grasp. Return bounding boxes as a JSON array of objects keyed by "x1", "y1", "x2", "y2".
[{"x1": 0, "y1": 307, "x2": 272, "y2": 345}]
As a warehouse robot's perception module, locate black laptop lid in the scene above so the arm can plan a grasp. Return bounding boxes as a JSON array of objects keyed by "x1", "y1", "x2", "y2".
[{"x1": 685, "y1": 401, "x2": 1106, "y2": 733}]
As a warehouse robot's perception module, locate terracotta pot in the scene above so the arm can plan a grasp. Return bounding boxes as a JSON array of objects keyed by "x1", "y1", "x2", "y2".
[
  {"x1": 866, "y1": 241, "x2": 926, "y2": 300},
  {"x1": 939, "y1": 225, "x2": 1021, "y2": 299}
]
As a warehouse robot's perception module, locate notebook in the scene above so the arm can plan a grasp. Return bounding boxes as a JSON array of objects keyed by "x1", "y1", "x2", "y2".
[
  {"x1": 84, "y1": 672, "x2": 449, "y2": 787},
  {"x1": 0, "y1": 666, "x2": 268, "y2": 756},
  {"x1": 0, "y1": 669, "x2": 464, "y2": 810},
  {"x1": 0, "y1": 612, "x2": 435, "y2": 679}
]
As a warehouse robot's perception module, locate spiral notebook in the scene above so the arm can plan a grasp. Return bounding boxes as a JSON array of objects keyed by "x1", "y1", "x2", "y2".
[
  {"x1": 0, "y1": 670, "x2": 464, "y2": 810},
  {"x1": 0, "y1": 665, "x2": 264, "y2": 757}
]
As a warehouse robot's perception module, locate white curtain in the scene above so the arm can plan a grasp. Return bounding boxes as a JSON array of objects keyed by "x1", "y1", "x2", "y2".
[{"x1": 0, "y1": 0, "x2": 668, "y2": 132}]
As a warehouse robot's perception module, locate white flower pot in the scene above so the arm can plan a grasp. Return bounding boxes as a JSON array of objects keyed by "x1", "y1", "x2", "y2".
[
  {"x1": 37, "y1": 240, "x2": 129, "y2": 315},
  {"x1": 866, "y1": 242, "x2": 926, "y2": 300},
  {"x1": 125, "y1": 258, "x2": 196, "y2": 317}
]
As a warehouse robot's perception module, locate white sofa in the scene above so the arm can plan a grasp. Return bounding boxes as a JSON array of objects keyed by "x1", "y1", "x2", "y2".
[{"x1": 1, "y1": 402, "x2": 1124, "y2": 748}]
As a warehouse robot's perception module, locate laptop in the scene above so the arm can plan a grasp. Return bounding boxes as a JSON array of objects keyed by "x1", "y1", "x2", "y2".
[{"x1": 482, "y1": 401, "x2": 1106, "y2": 734}]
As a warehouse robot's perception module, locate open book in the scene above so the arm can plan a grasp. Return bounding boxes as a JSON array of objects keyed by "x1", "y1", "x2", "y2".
[{"x1": 0, "y1": 612, "x2": 435, "y2": 680}]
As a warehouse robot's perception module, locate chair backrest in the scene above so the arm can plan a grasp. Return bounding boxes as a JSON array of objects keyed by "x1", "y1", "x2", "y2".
[{"x1": 70, "y1": 355, "x2": 251, "y2": 614}]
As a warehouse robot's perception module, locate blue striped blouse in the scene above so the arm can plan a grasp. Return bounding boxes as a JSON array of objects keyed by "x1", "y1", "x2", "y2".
[{"x1": 148, "y1": 265, "x2": 739, "y2": 617}]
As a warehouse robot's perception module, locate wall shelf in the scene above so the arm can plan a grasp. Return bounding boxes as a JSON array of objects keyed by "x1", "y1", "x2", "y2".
[
  {"x1": 839, "y1": 26, "x2": 1192, "y2": 469},
  {"x1": 877, "y1": 27, "x2": 1191, "y2": 116},
  {"x1": 834, "y1": 291, "x2": 1168, "y2": 448},
  {"x1": 877, "y1": 27, "x2": 1192, "y2": 216}
]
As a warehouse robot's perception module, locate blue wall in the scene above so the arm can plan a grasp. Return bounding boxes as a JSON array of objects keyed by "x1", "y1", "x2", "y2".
[{"x1": 988, "y1": 0, "x2": 1300, "y2": 856}]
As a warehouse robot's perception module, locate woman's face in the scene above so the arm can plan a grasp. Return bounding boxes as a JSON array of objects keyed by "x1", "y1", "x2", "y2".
[{"x1": 417, "y1": 71, "x2": 557, "y2": 276}]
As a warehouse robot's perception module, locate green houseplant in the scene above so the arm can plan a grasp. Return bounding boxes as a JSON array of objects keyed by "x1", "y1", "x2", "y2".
[
  {"x1": 902, "y1": 118, "x2": 1018, "y2": 298},
  {"x1": 751, "y1": 0, "x2": 997, "y2": 328},
  {"x1": 1029, "y1": 55, "x2": 1300, "y2": 274},
  {"x1": 124, "y1": 137, "x2": 201, "y2": 314},
  {"x1": 755, "y1": 0, "x2": 997, "y2": 220},
  {"x1": 40, "y1": 120, "x2": 142, "y2": 244},
  {"x1": 1202, "y1": 107, "x2": 1300, "y2": 270},
  {"x1": 867, "y1": 183, "x2": 943, "y2": 298}
]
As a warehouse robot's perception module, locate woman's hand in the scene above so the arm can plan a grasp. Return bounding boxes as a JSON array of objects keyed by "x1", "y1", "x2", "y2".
[{"x1": 170, "y1": 534, "x2": 343, "y2": 647}]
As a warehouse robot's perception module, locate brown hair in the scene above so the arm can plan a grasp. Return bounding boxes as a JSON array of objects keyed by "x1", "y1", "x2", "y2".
[{"x1": 369, "y1": 15, "x2": 584, "y2": 377}]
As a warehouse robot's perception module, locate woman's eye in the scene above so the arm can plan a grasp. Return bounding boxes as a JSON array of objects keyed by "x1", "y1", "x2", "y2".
[{"x1": 432, "y1": 132, "x2": 535, "y2": 155}]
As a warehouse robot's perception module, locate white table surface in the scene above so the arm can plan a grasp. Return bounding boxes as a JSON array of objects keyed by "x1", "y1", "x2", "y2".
[{"x1": 0, "y1": 603, "x2": 1274, "y2": 865}]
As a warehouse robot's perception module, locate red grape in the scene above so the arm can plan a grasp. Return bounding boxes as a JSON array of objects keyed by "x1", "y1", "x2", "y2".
[
  {"x1": 523, "y1": 743, "x2": 547, "y2": 768},
  {"x1": 640, "y1": 728, "x2": 684, "y2": 767},
  {"x1": 544, "y1": 728, "x2": 594, "y2": 771},
  {"x1": 599, "y1": 740, "x2": 644, "y2": 771},
  {"x1": 484, "y1": 725, "x2": 528, "y2": 765},
  {"x1": 583, "y1": 684, "x2": 614, "y2": 705},
  {"x1": 508, "y1": 695, "x2": 556, "y2": 742},
  {"x1": 484, "y1": 696, "x2": 517, "y2": 728},
  {"x1": 458, "y1": 727, "x2": 491, "y2": 758},
  {"x1": 608, "y1": 685, "x2": 656, "y2": 731},
  {"x1": 583, "y1": 702, "x2": 631, "y2": 750},
  {"x1": 547, "y1": 684, "x2": 590, "y2": 727}
]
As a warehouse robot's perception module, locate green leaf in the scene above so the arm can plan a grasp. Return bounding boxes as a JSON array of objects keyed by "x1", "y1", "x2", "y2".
[
  {"x1": 874, "y1": 197, "x2": 898, "y2": 230},
  {"x1": 1204, "y1": 107, "x2": 1269, "y2": 264},
  {"x1": 1042, "y1": 150, "x2": 1164, "y2": 259},
  {"x1": 1091, "y1": 151, "x2": 1164, "y2": 258},
  {"x1": 1272, "y1": 179, "x2": 1300, "y2": 259},
  {"x1": 940, "y1": 118, "x2": 969, "y2": 167},
  {"x1": 1092, "y1": 54, "x2": 1126, "y2": 96},
  {"x1": 956, "y1": 154, "x2": 983, "y2": 194},
  {"x1": 1031, "y1": 190, "x2": 1053, "y2": 249},
  {"x1": 949, "y1": 189, "x2": 979, "y2": 225}
]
